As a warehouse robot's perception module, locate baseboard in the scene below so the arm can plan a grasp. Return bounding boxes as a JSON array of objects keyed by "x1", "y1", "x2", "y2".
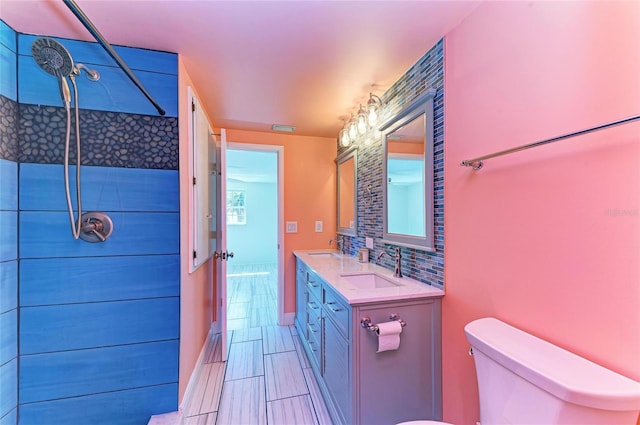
[
  {"x1": 179, "y1": 326, "x2": 214, "y2": 413},
  {"x1": 281, "y1": 312, "x2": 295, "y2": 326}
]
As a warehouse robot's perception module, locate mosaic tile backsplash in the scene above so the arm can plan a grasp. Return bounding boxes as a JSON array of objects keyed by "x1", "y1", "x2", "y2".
[{"x1": 337, "y1": 39, "x2": 444, "y2": 289}]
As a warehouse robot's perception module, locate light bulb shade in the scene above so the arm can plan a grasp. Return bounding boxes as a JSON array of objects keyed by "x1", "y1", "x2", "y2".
[
  {"x1": 348, "y1": 119, "x2": 357, "y2": 140},
  {"x1": 356, "y1": 105, "x2": 367, "y2": 135},
  {"x1": 367, "y1": 93, "x2": 381, "y2": 127},
  {"x1": 339, "y1": 128, "x2": 350, "y2": 147},
  {"x1": 367, "y1": 106, "x2": 378, "y2": 127}
]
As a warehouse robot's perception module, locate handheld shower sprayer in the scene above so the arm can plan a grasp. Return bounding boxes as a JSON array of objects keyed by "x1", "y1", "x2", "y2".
[{"x1": 31, "y1": 37, "x2": 110, "y2": 242}]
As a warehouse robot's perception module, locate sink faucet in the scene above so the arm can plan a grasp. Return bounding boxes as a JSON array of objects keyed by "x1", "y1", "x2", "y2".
[
  {"x1": 376, "y1": 247, "x2": 403, "y2": 278},
  {"x1": 329, "y1": 236, "x2": 344, "y2": 255}
]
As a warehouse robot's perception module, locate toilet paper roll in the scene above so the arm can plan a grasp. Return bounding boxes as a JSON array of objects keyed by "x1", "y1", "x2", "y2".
[{"x1": 376, "y1": 320, "x2": 403, "y2": 353}]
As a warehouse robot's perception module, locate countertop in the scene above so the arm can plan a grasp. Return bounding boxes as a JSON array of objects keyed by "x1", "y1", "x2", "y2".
[{"x1": 294, "y1": 249, "x2": 444, "y2": 305}]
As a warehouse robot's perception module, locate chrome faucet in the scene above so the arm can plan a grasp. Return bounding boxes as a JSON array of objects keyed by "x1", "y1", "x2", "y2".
[
  {"x1": 377, "y1": 247, "x2": 403, "y2": 278},
  {"x1": 328, "y1": 236, "x2": 344, "y2": 255}
]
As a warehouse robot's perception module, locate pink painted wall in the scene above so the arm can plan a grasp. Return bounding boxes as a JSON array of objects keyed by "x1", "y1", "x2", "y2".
[
  {"x1": 443, "y1": 2, "x2": 640, "y2": 424},
  {"x1": 224, "y1": 129, "x2": 337, "y2": 313},
  {"x1": 177, "y1": 58, "x2": 214, "y2": 402}
]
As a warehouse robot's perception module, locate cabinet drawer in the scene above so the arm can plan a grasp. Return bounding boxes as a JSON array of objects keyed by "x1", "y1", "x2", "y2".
[
  {"x1": 306, "y1": 269, "x2": 322, "y2": 301},
  {"x1": 323, "y1": 287, "x2": 349, "y2": 340},
  {"x1": 306, "y1": 313, "x2": 322, "y2": 369},
  {"x1": 296, "y1": 260, "x2": 306, "y2": 277},
  {"x1": 307, "y1": 327, "x2": 322, "y2": 369},
  {"x1": 307, "y1": 300, "x2": 322, "y2": 336},
  {"x1": 307, "y1": 292, "x2": 322, "y2": 317}
]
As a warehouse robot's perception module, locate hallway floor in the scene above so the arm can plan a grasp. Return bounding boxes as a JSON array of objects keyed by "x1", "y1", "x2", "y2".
[{"x1": 181, "y1": 264, "x2": 333, "y2": 425}]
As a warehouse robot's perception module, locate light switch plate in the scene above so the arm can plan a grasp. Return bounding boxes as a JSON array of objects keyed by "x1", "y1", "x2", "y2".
[
  {"x1": 365, "y1": 237, "x2": 374, "y2": 249},
  {"x1": 315, "y1": 221, "x2": 323, "y2": 232},
  {"x1": 286, "y1": 221, "x2": 298, "y2": 233}
]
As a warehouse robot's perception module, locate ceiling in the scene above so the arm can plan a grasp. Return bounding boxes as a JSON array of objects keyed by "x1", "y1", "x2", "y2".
[{"x1": 1, "y1": 0, "x2": 480, "y2": 138}]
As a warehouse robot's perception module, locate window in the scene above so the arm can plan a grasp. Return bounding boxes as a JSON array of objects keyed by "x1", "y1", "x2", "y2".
[{"x1": 227, "y1": 190, "x2": 246, "y2": 225}]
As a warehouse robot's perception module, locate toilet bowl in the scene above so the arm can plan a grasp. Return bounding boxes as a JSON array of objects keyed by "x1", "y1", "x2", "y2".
[{"x1": 397, "y1": 421, "x2": 453, "y2": 425}]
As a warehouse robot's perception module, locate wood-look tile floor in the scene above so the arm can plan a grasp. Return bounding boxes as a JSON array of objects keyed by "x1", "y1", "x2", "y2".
[{"x1": 182, "y1": 264, "x2": 333, "y2": 425}]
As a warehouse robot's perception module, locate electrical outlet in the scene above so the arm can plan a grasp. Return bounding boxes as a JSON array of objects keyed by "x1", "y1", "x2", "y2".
[
  {"x1": 366, "y1": 237, "x2": 374, "y2": 249},
  {"x1": 315, "y1": 221, "x2": 323, "y2": 232},
  {"x1": 286, "y1": 221, "x2": 298, "y2": 233}
]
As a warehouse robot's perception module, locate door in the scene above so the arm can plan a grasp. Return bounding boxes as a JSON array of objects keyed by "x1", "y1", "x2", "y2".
[
  {"x1": 225, "y1": 143, "x2": 284, "y2": 326},
  {"x1": 214, "y1": 129, "x2": 230, "y2": 361}
]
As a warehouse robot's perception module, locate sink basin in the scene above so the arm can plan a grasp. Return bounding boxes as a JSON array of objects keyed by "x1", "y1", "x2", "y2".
[
  {"x1": 308, "y1": 252, "x2": 342, "y2": 258},
  {"x1": 341, "y1": 273, "x2": 400, "y2": 289}
]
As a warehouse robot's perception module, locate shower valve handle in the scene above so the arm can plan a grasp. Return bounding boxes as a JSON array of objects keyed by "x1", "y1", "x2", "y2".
[
  {"x1": 78, "y1": 212, "x2": 113, "y2": 243},
  {"x1": 88, "y1": 227, "x2": 106, "y2": 242},
  {"x1": 81, "y1": 219, "x2": 106, "y2": 242}
]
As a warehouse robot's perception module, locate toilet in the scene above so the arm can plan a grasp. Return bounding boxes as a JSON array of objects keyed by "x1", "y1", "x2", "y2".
[{"x1": 399, "y1": 317, "x2": 640, "y2": 425}]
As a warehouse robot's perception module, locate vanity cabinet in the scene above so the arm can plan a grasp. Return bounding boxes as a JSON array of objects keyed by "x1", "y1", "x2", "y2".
[{"x1": 295, "y1": 257, "x2": 443, "y2": 425}]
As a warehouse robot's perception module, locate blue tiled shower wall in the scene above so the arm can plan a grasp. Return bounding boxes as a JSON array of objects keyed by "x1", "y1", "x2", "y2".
[
  {"x1": 1, "y1": 19, "x2": 180, "y2": 425},
  {"x1": 1, "y1": 20, "x2": 19, "y2": 425},
  {"x1": 337, "y1": 39, "x2": 445, "y2": 289}
]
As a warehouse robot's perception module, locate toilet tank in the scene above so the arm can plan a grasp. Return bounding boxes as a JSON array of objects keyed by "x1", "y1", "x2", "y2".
[{"x1": 464, "y1": 318, "x2": 640, "y2": 425}]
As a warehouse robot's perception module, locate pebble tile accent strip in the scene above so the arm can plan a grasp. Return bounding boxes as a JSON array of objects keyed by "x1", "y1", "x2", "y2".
[
  {"x1": 18, "y1": 104, "x2": 178, "y2": 170},
  {"x1": 0, "y1": 95, "x2": 19, "y2": 162}
]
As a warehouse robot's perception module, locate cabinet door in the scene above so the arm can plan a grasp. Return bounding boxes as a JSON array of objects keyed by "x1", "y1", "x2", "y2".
[
  {"x1": 356, "y1": 301, "x2": 440, "y2": 424},
  {"x1": 323, "y1": 314, "x2": 351, "y2": 424}
]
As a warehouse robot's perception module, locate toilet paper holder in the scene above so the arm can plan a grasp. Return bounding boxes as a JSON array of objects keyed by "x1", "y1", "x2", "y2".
[{"x1": 361, "y1": 313, "x2": 407, "y2": 332}]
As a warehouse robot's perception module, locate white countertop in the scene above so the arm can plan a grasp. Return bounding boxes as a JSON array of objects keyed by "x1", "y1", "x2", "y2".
[{"x1": 294, "y1": 249, "x2": 444, "y2": 305}]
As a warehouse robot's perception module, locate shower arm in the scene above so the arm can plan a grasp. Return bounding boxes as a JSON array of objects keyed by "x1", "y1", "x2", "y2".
[{"x1": 62, "y1": 0, "x2": 166, "y2": 116}]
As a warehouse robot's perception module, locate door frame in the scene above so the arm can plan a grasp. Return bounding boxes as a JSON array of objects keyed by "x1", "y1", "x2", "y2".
[{"x1": 226, "y1": 142, "x2": 286, "y2": 325}]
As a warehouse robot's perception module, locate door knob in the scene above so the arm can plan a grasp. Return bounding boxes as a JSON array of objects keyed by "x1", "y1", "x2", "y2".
[{"x1": 214, "y1": 250, "x2": 234, "y2": 260}]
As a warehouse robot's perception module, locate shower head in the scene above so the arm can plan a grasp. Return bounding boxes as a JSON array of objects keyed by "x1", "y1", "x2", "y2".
[
  {"x1": 32, "y1": 38, "x2": 74, "y2": 107},
  {"x1": 31, "y1": 37, "x2": 74, "y2": 77}
]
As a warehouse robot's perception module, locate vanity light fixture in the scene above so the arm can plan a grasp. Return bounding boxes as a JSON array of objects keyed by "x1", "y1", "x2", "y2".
[
  {"x1": 367, "y1": 92, "x2": 382, "y2": 127},
  {"x1": 356, "y1": 104, "x2": 368, "y2": 135}
]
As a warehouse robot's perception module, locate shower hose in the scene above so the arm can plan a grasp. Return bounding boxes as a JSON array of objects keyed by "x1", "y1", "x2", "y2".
[{"x1": 64, "y1": 74, "x2": 83, "y2": 240}]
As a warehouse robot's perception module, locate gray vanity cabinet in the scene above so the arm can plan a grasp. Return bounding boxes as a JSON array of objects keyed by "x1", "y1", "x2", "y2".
[{"x1": 294, "y1": 257, "x2": 443, "y2": 425}]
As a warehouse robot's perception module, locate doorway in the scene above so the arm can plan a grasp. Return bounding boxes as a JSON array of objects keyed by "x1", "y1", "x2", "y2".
[{"x1": 225, "y1": 144, "x2": 283, "y2": 330}]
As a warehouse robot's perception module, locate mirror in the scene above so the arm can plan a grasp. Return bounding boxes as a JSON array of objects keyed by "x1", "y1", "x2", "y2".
[
  {"x1": 380, "y1": 89, "x2": 436, "y2": 251},
  {"x1": 336, "y1": 148, "x2": 357, "y2": 237}
]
